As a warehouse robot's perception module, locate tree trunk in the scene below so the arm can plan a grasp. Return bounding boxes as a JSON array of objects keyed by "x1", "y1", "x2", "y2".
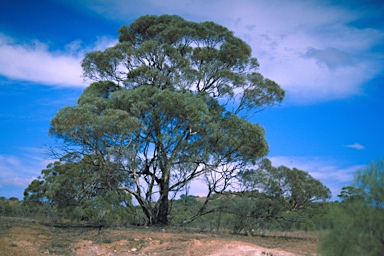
[
  {"x1": 156, "y1": 191, "x2": 169, "y2": 225},
  {"x1": 156, "y1": 165, "x2": 170, "y2": 225}
]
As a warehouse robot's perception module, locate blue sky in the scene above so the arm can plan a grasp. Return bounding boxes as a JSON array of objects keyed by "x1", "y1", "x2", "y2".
[{"x1": 0, "y1": 0, "x2": 383, "y2": 200}]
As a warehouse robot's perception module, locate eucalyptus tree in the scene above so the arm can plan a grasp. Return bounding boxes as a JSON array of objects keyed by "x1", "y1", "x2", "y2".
[
  {"x1": 46, "y1": 15, "x2": 284, "y2": 225},
  {"x1": 24, "y1": 153, "x2": 133, "y2": 223},
  {"x1": 231, "y1": 158, "x2": 331, "y2": 231},
  {"x1": 238, "y1": 158, "x2": 331, "y2": 211}
]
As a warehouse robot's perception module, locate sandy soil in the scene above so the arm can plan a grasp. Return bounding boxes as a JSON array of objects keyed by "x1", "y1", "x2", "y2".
[{"x1": 0, "y1": 217, "x2": 319, "y2": 256}]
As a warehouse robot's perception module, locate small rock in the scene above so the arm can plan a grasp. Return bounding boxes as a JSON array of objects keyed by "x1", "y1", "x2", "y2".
[{"x1": 131, "y1": 248, "x2": 137, "y2": 252}]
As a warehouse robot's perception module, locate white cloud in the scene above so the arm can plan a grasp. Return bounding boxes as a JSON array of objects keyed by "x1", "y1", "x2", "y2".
[
  {"x1": 89, "y1": 36, "x2": 118, "y2": 51},
  {"x1": 305, "y1": 47, "x2": 354, "y2": 70},
  {"x1": 0, "y1": 153, "x2": 52, "y2": 188},
  {"x1": 0, "y1": 34, "x2": 117, "y2": 88},
  {"x1": 220, "y1": 2, "x2": 383, "y2": 104},
  {"x1": 64, "y1": 0, "x2": 384, "y2": 104},
  {"x1": 0, "y1": 34, "x2": 84, "y2": 87},
  {"x1": 0, "y1": 155, "x2": 22, "y2": 175},
  {"x1": 346, "y1": 143, "x2": 365, "y2": 150},
  {"x1": 3, "y1": 1, "x2": 383, "y2": 102},
  {"x1": 64, "y1": 39, "x2": 83, "y2": 54}
]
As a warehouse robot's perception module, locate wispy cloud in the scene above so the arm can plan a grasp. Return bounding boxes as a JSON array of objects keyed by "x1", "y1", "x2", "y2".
[
  {"x1": 0, "y1": 34, "x2": 117, "y2": 88},
  {"x1": 305, "y1": 47, "x2": 354, "y2": 70},
  {"x1": 0, "y1": 152, "x2": 52, "y2": 188},
  {"x1": 0, "y1": 34, "x2": 84, "y2": 87},
  {"x1": 222, "y1": 2, "x2": 384, "y2": 104},
  {"x1": 0, "y1": 177, "x2": 35, "y2": 187},
  {"x1": 346, "y1": 143, "x2": 365, "y2": 150},
  {"x1": 64, "y1": 0, "x2": 384, "y2": 104},
  {"x1": 2, "y1": 0, "x2": 383, "y2": 103}
]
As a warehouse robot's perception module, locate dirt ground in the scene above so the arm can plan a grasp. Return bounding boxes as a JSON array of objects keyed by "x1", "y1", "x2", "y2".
[{"x1": 0, "y1": 217, "x2": 319, "y2": 256}]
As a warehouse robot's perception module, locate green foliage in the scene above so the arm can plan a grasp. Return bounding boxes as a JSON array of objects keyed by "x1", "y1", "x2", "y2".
[
  {"x1": 321, "y1": 202, "x2": 384, "y2": 256},
  {"x1": 337, "y1": 185, "x2": 364, "y2": 202},
  {"x1": 0, "y1": 196, "x2": 50, "y2": 219},
  {"x1": 356, "y1": 159, "x2": 384, "y2": 208},
  {"x1": 0, "y1": 196, "x2": 137, "y2": 227},
  {"x1": 223, "y1": 195, "x2": 270, "y2": 233},
  {"x1": 320, "y1": 159, "x2": 384, "y2": 256},
  {"x1": 238, "y1": 159, "x2": 331, "y2": 208},
  {"x1": 0, "y1": 200, "x2": 13, "y2": 216},
  {"x1": 169, "y1": 195, "x2": 204, "y2": 225},
  {"x1": 23, "y1": 153, "x2": 134, "y2": 225},
  {"x1": 167, "y1": 192, "x2": 331, "y2": 234},
  {"x1": 43, "y1": 14, "x2": 284, "y2": 225},
  {"x1": 227, "y1": 158, "x2": 331, "y2": 233}
]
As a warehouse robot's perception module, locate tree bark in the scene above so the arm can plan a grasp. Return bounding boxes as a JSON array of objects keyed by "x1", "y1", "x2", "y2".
[
  {"x1": 156, "y1": 167, "x2": 170, "y2": 225},
  {"x1": 156, "y1": 190, "x2": 169, "y2": 225}
]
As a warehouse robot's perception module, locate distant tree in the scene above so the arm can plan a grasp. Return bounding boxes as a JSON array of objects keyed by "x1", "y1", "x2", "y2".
[
  {"x1": 42, "y1": 15, "x2": 284, "y2": 225},
  {"x1": 24, "y1": 153, "x2": 133, "y2": 223},
  {"x1": 231, "y1": 158, "x2": 331, "y2": 232},
  {"x1": 337, "y1": 185, "x2": 364, "y2": 203},
  {"x1": 320, "y1": 159, "x2": 384, "y2": 256},
  {"x1": 238, "y1": 158, "x2": 331, "y2": 211}
]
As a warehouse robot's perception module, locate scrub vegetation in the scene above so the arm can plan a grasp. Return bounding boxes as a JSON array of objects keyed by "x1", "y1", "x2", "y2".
[{"x1": 1, "y1": 15, "x2": 382, "y2": 255}]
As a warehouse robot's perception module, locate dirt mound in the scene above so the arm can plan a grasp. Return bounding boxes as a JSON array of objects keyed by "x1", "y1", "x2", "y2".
[{"x1": 0, "y1": 217, "x2": 318, "y2": 255}]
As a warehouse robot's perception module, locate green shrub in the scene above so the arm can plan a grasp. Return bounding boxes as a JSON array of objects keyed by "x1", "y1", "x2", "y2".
[{"x1": 320, "y1": 160, "x2": 384, "y2": 256}]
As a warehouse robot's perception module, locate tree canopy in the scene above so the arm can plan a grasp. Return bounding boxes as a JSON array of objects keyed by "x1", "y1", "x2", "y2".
[
  {"x1": 25, "y1": 15, "x2": 285, "y2": 225},
  {"x1": 81, "y1": 15, "x2": 284, "y2": 114},
  {"x1": 24, "y1": 153, "x2": 132, "y2": 225},
  {"x1": 238, "y1": 158, "x2": 331, "y2": 211}
]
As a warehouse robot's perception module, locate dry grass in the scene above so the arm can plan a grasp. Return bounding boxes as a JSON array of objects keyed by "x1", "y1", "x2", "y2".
[{"x1": 0, "y1": 216, "x2": 320, "y2": 255}]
